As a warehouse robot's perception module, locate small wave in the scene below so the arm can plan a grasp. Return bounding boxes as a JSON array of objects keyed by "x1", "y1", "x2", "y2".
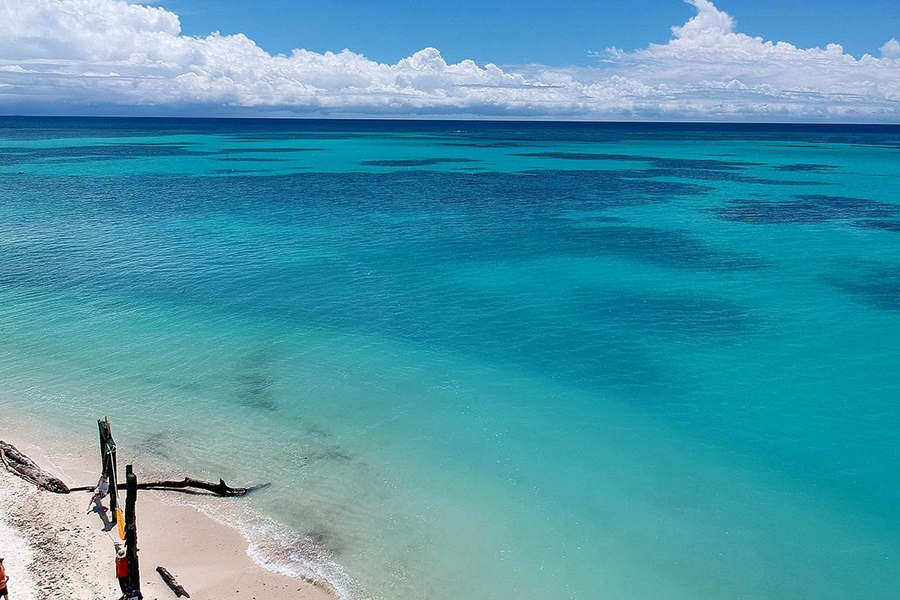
[{"x1": 176, "y1": 496, "x2": 361, "y2": 600}]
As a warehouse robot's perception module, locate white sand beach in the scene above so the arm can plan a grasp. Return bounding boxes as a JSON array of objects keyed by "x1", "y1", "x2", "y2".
[{"x1": 0, "y1": 427, "x2": 336, "y2": 600}]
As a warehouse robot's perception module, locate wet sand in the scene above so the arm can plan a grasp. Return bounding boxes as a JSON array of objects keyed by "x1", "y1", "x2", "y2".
[{"x1": 0, "y1": 430, "x2": 336, "y2": 600}]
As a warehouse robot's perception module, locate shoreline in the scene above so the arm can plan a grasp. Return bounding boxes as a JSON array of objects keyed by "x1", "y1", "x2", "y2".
[{"x1": 0, "y1": 420, "x2": 339, "y2": 599}]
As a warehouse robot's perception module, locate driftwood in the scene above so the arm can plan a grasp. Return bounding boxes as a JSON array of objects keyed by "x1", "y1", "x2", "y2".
[
  {"x1": 0, "y1": 441, "x2": 70, "y2": 493},
  {"x1": 133, "y1": 477, "x2": 262, "y2": 496},
  {"x1": 98, "y1": 418, "x2": 120, "y2": 522},
  {"x1": 69, "y1": 477, "x2": 268, "y2": 496},
  {"x1": 125, "y1": 465, "x2": 141, "y2": 592},
  {"x1": 1, "y1": 440, "x2": 264, "y2": 497},
  {"x1": 156, "y1": 566, "x2": 190, "y2": 598}
]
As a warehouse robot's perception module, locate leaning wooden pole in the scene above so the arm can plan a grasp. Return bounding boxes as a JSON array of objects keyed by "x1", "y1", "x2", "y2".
[
  {"x1": 98, "y1": 419, "x2": 107, "y2": 464},
  {"x1": 98, "y1": 418, "x2": 119, "y2": 524},
  {"x1": 125, "y1": 464, "x2": 141, "y2": 592},
  {"x1": 107, "y1": 419, "x2": 119, "y2": 522}
]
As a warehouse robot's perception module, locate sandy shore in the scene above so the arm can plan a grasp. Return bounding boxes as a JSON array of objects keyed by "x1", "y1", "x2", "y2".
[{"x1": 0, "y1": 430, "x2": 336, "y2": 600}]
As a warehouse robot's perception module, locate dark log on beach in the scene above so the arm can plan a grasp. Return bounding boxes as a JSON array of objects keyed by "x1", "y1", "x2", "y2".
[
  {"x1": 134, "y1": 477, "x2": 262, "y2": 496},
  {"x1": 0, "y1": 440, "x2": 70, "y2": 493},
  {"x1": 70, "y1": 477, "x2": 266, "y2": 496},
  {"x1": 125, "y1": 464, "x2": 141, "y2": 591},
  {"x1": 0, "y1": 440, "x2": 263, "y2": 498},
  {"x1": 156, "y1": 566, "x2": 191, "y2": 598}
]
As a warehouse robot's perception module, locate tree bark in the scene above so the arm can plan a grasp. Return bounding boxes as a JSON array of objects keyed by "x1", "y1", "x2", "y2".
[
  {"x1": 2, "y1": 440, "x2": 265, "y2": 497},
  {"x1": 156, "y1": 566, "x2": 190, "y2": 598},
  {"x1": 98, "y1": 418, "x2": 119, "y2": 522},
  {"x1": 69, "y1": 478, "x2": 267, "y2": 496},
  {"x1": 132, "y1": 477, "x2": 263, "y2": 496},
  {"x1": 125, "y1": 464, "x2": 141, "y2": 592},
  {"x1": 0, "y1": 441, "x2": 70, "y2": 493}
]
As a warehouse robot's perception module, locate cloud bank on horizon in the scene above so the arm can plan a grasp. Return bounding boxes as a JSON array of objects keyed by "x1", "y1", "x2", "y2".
[{"x1": 1, "y1": 0, "x2": 899, "y2": 120}]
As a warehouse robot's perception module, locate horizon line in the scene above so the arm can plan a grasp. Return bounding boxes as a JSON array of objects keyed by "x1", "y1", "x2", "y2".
[{"x1": 2, "y1": 114, "x2": 900, "y2": 128}]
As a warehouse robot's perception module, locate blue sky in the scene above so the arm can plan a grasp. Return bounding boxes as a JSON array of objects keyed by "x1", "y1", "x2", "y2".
[
  {"x1": 1, "y1": 0, "x2": 899, "y2": 120},
  {"x1": 165, "y1": 0, "x2": 900, "y2": 65}
]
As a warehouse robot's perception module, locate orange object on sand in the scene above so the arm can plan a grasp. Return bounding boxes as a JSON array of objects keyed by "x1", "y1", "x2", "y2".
[{"x1": 116, "y1": 508, "x2": 125, "y2": 540}]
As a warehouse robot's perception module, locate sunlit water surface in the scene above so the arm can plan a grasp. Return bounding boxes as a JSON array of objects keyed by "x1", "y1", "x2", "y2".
[{"x1": 0, "y1": 118, "x2": 898, "y2": 600}]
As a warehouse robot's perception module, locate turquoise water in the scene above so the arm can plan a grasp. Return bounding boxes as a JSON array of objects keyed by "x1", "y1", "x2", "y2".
[{"x1": 0, "y1": 118, "x2": 898, "y2": 599}]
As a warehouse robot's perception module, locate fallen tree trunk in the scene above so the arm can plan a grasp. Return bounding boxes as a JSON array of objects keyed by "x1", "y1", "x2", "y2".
[
  {"x1": 156, "y1": 566, "x2": 190, "y2": 598},
  {"x1": 0, "y1": 441, "x2": 70, "y2": 493},
  {"x1": 134, "y1": 477, "x2": 263, "y2": 496},
  {"x1": 70, "y1": 478, "x2": 269, "y2": 496},
  {"x1": 1, "y1": 440, "x2": 265, "y2": 497}
]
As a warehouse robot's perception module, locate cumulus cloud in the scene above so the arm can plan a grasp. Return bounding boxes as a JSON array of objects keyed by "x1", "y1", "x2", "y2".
[
  {"x1": 883, "y1": 39, "x2": 900, "y2": 60},
  {"x1": 0, "y1": 0, "x2": 899, "y2": 120},
  {"x1": 601, "y1": 0, "x2": 900, "y2": 118}
]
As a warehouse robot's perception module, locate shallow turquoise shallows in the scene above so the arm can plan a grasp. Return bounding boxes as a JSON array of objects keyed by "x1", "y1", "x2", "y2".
[{"x1": 0, "y1": 118, "x2": 898, "y2": 600}]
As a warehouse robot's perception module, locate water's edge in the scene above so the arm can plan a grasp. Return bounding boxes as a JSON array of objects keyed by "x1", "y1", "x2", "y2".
[{"x1": 0, "y1": 409, "x2": 357, "y2": 600}]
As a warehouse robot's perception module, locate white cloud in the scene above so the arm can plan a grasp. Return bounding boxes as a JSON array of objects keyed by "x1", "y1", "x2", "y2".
[
  {"x1": 883, "y1": 39, "x2": 900, "y2": 60},
  {"x1": 670, "y1": 0, "x2": 736, "y2": 45},
  {"x1": 0, "y1": 0, "x2": 898, "y2": 120}
]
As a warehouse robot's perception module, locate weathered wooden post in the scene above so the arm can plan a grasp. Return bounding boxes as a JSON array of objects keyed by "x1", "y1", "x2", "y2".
[
  {"x1": 98, "y1": 418, "x2": 119, "y2": 523},
  {"x1": 98, "y1": 419, "x2": 107, "y2": 463},
  {"x1": 125, "y1": 464, "x2": 141, "y2": 591}
]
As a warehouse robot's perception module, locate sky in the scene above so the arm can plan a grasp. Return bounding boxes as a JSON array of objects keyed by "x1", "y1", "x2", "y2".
[
  {"x1": 1, "y1": 0, "x2": 899, "y2": 121},
  {"x1": 164, "y1": 0, "x2": 900, "y2": 67}
]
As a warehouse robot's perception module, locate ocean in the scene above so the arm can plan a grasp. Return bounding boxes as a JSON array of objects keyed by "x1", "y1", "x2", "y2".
[{"x1": 0, "y1": 117, "x2": 898, "y2": 599}]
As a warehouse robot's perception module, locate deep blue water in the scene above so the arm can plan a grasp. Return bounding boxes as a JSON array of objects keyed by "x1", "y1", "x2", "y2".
[{"x1": 0, "y1": 117, "x2": 898, "y2": 599}]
